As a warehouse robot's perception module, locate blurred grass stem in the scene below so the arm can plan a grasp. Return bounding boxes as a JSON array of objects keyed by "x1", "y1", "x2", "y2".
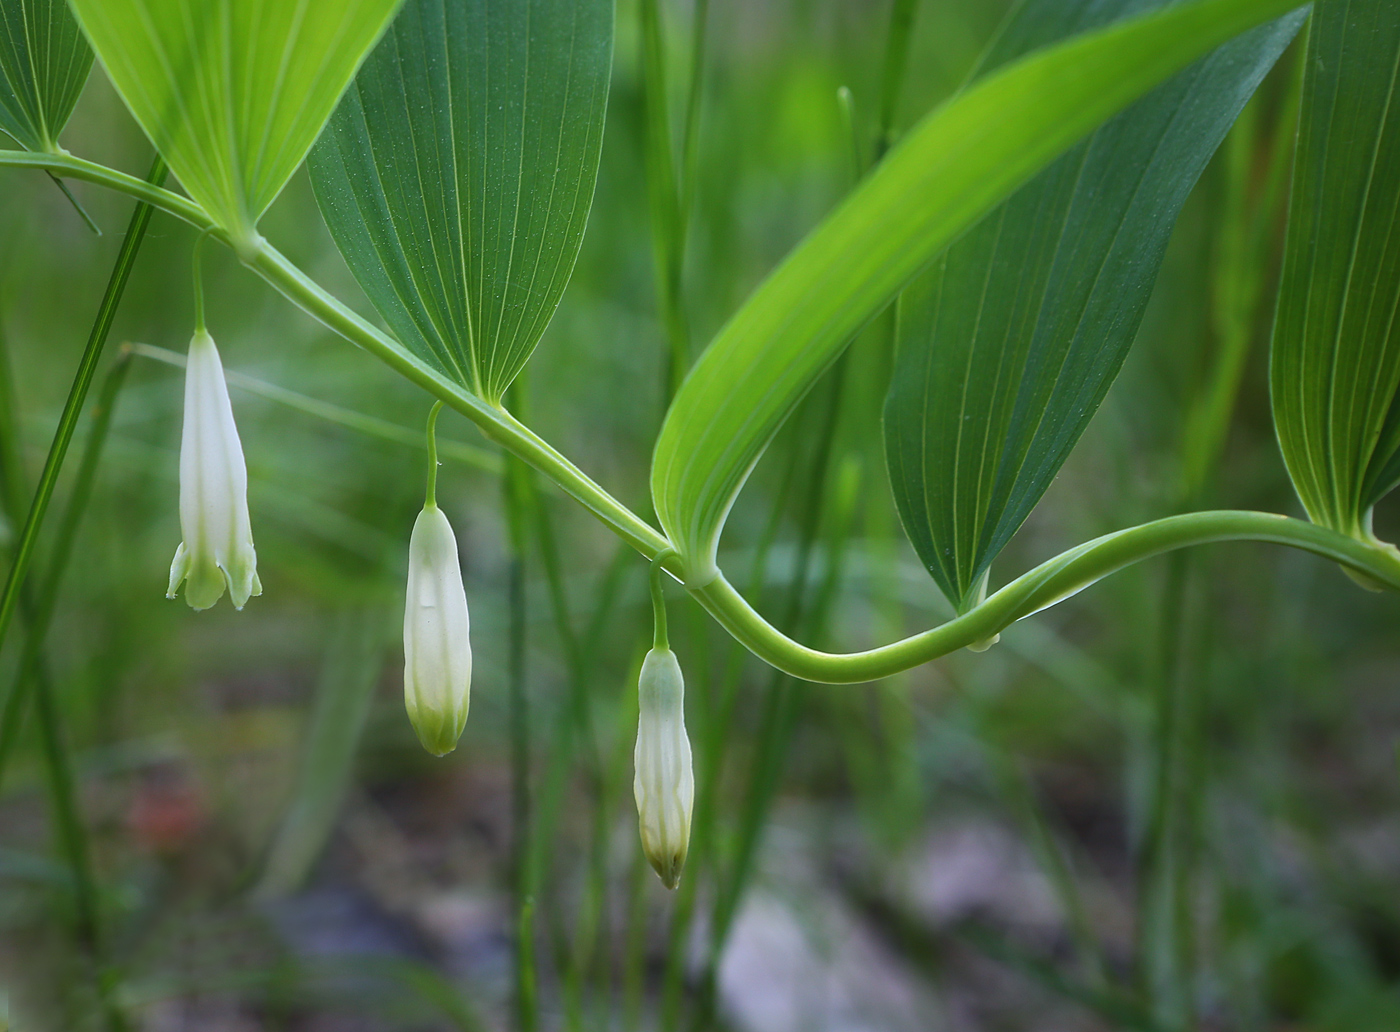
[
  {"x1": 875, "y1": 0, "x2": 920, "y2": 160},
  {"x1": 504, "y1": 378, "x2": 537, "y2": 1032},
  {"x1": 0, "y1": 155, "x2": 166, "y2": 705},
  {"x1": 0, "y1": 347, "x2": 143, "y2": 1032},
  {"x1": 640, "y1": 0, "x2": 709, "y2": 401}
]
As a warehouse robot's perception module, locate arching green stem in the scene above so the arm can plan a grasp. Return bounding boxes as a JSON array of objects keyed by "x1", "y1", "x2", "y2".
[
  {"x1": 689, "y1": 511, "x2": 1400, "y2": 683},
  {"x1": 9, "y1": 152, "x2": 1400, "y2": 687}
]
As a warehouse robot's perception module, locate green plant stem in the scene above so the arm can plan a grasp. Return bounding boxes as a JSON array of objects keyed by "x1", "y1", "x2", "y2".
[
  {"x1": 875, "y1": 0, "x2": 920, "y2": 160},
  {"x1": 0, "y1": 156, "x2": 164, "y2": 1032},
  {"x1": 678, "y1": 0, "x2": 710, "y2": 228},
  {"x1": 659, "y1": 397, "x2": 819, "y2": 1029},
  {"x1": 424, "y1": 401, "x2": 443, "y2": 507},
  {"x1": 191, "y1": 229, "x2": 213, "y2": 334},
  {"x1": 990, "y1": 752, "x2": 1108, "y2": 989},
  {"x1": 690, "y1": 511, "x2": 1400, "y2": 683},
  {"x1": 1137, "y1": 551, "x2": 1196, "y2": 1028},
  {"x1": 1136, "y1": 73, "x2": 1301, "y2": 1024},
  {"x1": 0, "y1": 357, "x2": 139, "y2": 1032},
  {"x1": 689, "y1": 357, "x2": 850, "y2": 1031},
  {"x1": 0, "y1": 351, "x2": 135, "y2": 790},
  {"x1": 518, "y1": 483, "x2": 623, "y2": 1028},
  {"x1": 31, "y1": 665, "x2": 125, "y2": 1027},
  {"x1": 502, "y1": 380, "x2": 536, "y2": 1032},
  {"x1": 0, "y1": 155, "x2": 166, "y2": 685},
  {"x1": 650, "y1": 550, "x2": 675, "y2": 651},
  {"x1": 46, "y1": 171, "x2": 102, "y2": 235},
  {"x1": 639, "y1": 0, "x2": 687, "y2": 398},
  {"x1": 11, "y1": 153, "x2": 1400, "y2": 683}
]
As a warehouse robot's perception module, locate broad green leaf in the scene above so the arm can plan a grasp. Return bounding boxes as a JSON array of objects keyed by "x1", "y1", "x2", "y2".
[
  {"x1": 1271, "y1": 0, "x2": 1400, "y2": 542},
  {"x1": 651, "y1": 0, "x2": 1304, "y2": 588},
  {"x1": 884, "y1": 1, "x2": 1302, "y2": 610},
  {"x1": 0, "y1": 0, "x2": 91, "y2": 151},
  {"x1": 66, "y1": 0, "x2": 404, "y2": 257},
  {"x1": 307, "y1": 0, "x2": 613, "y2": 402}
]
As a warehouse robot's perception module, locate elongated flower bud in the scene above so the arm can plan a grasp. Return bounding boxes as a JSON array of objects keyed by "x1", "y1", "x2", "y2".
[
  {"x1": 633, "y1": 646, "x2": 694, "y2": 889},
  {"x1": 403, "y1": 503, "x2": 472, "y2": 756},
  {"x1": 167, "y1": 330, "x2": 261, "y2": 610}
]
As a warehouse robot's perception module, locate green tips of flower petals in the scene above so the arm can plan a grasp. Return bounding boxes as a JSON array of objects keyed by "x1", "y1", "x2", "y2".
[
  {"x1": 167, "y1": 330, "x2": 261, "y2": 611},
  {"x1": 403, "y1": 504, "x2": 472, "y2": 757},
  {"x1": 633, "y1": 646, "x2": 694, "y2": 889}
]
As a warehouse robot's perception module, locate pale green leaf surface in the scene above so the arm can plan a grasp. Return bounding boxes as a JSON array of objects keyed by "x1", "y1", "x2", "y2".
[
  {"x1": 651, "y1": 0, "x2": 1304, "y2": 587},
  {"x1": 0, "y1": 0, "x2": 91, "y2": 151},
  {"x1": 884, "y1": 0, "x2": 1301, "y2": 609},
  {"x1": 307, "y1": 0, "x2": 613, "y2": 401},
  {"x1": 66, "y1": 0, "x2": 404, "y2": 254},
  {"x1": 1270, "y1": 0, "x2": 1400, "y2": 539}
]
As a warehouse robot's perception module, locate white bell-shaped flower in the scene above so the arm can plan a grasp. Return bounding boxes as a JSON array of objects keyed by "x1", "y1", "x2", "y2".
[
  {"x1": 167, "y1": 330, "x2": 261, "y2": 610},
  {"x1": 633, "y1": 646, "x2": 694, "y2": 889},
  {"x1": 403, "y1": 503, "x2": 472, "y2": 756}
]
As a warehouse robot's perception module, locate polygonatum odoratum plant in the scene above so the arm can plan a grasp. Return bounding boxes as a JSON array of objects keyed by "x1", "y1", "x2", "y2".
[{"x1": 1, "y1": 0, "x2": 1398, "y2": 904}]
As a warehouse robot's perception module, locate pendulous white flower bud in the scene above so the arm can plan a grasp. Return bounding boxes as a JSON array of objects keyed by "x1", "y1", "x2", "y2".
[
  {"x1": 633, "y1": 646, "x2": 694, "y2": 889},
  {"x1": 167, "y1": 330, "x2": 261, "y2": 610},
  {"x1": 403, "y1": 503, "x2": 472, "y2": 756}
]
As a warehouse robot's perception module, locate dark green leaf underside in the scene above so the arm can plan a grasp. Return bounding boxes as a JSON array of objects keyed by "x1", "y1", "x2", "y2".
[
  {"x1": 1270, "y1": 0, "x2": 1400, "y2": 536},
  {"x1": 885, "y1": 0, "x2": 1301, "y2": 608},
  {"x1": 0, "y1": 0, "x2": 91, "y2": 151},
  {"x1": 309, "y1": 0, "x2": 613, "y2": 402}
]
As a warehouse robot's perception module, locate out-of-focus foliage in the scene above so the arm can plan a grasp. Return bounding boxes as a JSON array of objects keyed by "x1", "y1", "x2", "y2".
[{"x1": 2, "y1": 2, "x2": 1400, "y2": 1031}]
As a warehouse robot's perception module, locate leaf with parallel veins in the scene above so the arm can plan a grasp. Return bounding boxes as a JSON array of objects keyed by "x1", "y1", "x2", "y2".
[
  {"x1": 885, "y1": 0, "x2": 1302, "y2": 609},
  {"x1": 308, "y1": 0, "x2": 614, "y2": 401}
]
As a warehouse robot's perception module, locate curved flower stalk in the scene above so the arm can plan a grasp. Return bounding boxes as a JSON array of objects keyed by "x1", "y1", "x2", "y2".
[
  {"x1": 634, "y1": 553, "x2": 694, "y2": 888},
  {"x1": 167, "y1": 329, "x2": 261, "y2": 610},
  {"x1": 403, "y1": 403, "x2": 472, "y2": 756}
]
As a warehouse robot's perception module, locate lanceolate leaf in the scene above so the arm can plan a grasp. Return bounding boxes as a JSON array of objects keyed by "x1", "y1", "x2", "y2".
[
  {"x1": 884, "y1": 1, "x2": 1301, "y2": 610},
  {"x1": 1271, "y1": 0, "x2": 1400, "y2": 540},
  {"x1": 307, "y1": 0, "x2": 613, "y2": 402},
  {"x1": 650, "y1": 0, "x2": 1303, "y2": 588},
  {"x1": 0, "y1": 0, "x2": 92, "y2": 151},
  {"x1": 66, "y1": 0, "x2": 404, "y2": 256}
]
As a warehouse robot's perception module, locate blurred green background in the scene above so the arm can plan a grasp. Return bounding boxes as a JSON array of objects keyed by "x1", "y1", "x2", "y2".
[{"x1": 4, "y1": 0, "x2": 1400, "y2": 1029}]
